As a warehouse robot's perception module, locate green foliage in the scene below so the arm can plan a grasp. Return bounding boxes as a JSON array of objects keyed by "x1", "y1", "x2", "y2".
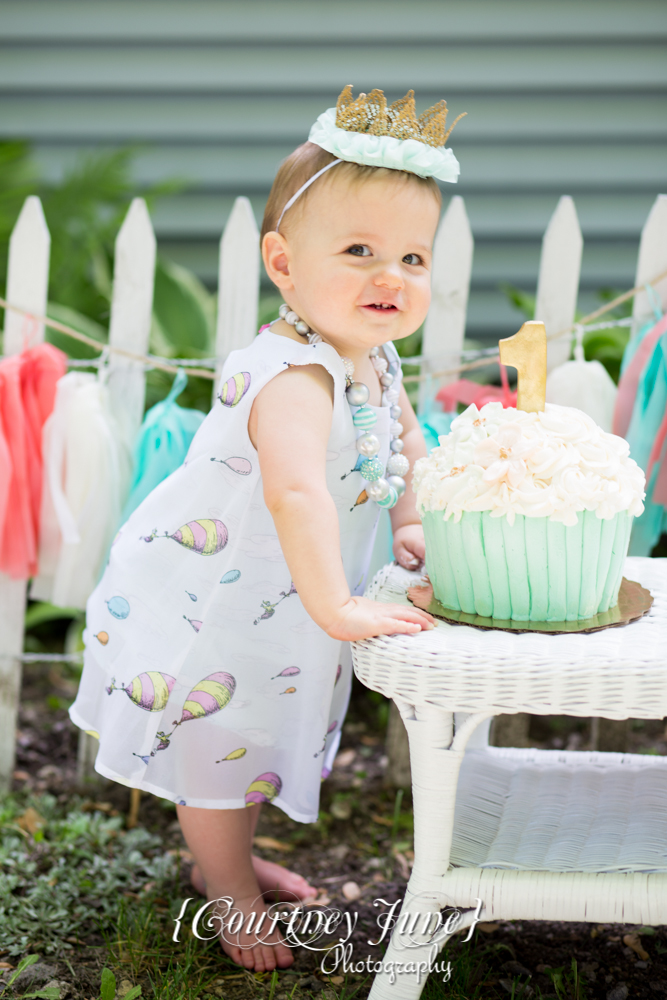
[
  {"x1": 2, "y1": 953, "x2": 60, "y2": 1000},
  {"x1": 0, "y1": 793, "x2": 178, "y2": 957},
  {"x1": 0, "y1": 142, "x2": 36, "y2": 286},
  {"x1": 152, "y1": 258, "x2": 215, "y2": 357},
  {"x1": 99, "y1": 968, "x2": 141, "y2": 1000}
]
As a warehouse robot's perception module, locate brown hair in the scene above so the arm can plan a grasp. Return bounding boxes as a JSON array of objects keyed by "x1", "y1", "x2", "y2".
[{"x1": 261, "y1": 141, "x2": 441, "y2": 241}]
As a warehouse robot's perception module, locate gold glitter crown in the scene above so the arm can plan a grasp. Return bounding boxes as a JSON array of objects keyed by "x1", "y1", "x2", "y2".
[{"x1": 335, "y1": 85, "x2": 466, "y2": 148}]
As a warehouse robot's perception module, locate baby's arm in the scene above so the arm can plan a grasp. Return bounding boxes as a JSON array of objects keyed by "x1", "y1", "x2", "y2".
[
  {"x1": 250, "y1": 365, "x2": 434, "y2": 641},
  {"x1": 390, "y1": 384, "x2": 428, "y2": 569}
]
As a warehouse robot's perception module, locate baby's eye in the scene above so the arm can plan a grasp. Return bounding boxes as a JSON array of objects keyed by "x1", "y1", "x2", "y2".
[
  {"x1": 402, "y1": 252, "x2": 424, "y2": 266},
  {"x1": 346, "y1": 244, "x2": 372, "y2": 257}
]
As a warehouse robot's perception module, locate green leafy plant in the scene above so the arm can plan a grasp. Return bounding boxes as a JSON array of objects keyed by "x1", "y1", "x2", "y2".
[
  {"x1": 0, "y1": 954, "x2": 59, "y2": 1000},
  {"x1": 99, "y1": 968, "x2": 141, "y2": 1000}
]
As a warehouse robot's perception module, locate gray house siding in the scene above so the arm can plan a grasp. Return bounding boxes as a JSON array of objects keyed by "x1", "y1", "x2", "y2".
[{"x1": 1, "y1": 0, "x2": 666, "y2": 343}]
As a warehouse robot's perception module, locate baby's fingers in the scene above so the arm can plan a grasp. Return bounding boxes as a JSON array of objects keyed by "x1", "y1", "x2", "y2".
[{"x1": 381, "y1": 604, "x2": 435, "y2": 631}]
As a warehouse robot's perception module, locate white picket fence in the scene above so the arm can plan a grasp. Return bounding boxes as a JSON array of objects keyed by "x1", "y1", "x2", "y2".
[{"x1": 1, "y1": 191, "x2": 666, "y2": 790}]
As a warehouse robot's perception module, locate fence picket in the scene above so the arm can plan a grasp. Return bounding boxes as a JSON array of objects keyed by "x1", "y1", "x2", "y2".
[
  {"x1": 535, "y1": 196, "x2": 583, "y2": 373},
  {"x1": 633, "y1": 194, "x2": 667, "y2": 321},
  {"x1": 419, "y1": 195, "x2": 473, "y2": 411},
  {"x1": 107, "y1": 198, "x2": 157, "y2": 446},
  {"x1": 0, "y1": 196, "x2": 50, "y2": 790},
  {"x1": 78, "y1": 198, "x2": 156, "y2": 782},
  {"x1": 213, "y1": 197, "x2": 260, "y2": 402}
]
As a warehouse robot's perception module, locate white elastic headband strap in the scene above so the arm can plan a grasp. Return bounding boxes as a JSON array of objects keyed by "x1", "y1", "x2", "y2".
[{"x1": 275, "y1": 158, "x2": 342, "y2": 233}]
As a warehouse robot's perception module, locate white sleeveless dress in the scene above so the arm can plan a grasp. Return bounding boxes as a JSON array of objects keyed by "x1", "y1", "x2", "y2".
[{"x1": 69, "y1": 330, "x2": 402, "y2": 823}]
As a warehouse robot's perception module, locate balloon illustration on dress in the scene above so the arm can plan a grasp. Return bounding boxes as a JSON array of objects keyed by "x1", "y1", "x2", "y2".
[
  {"x1": 210, "y1": 456, "x2": 252, "y2": 475},
  {"x1": 95, "y1": 631, "x2": 109, "y2": 646},
  {"x1": 183, "y1": 616, "x2": 202, "y2": 632},
  {"x1": 220, "y1": 569, "x2": 241, "y2": 584},
  {"x1": 280, "y1": 687, "x2": 296, "y2": 695},
  {"x1": 216, "y1": 747, "x2": 247, "y2": 763},
  {"x1": 254, "y1": 580, "x2": 298, "y2": 625},
  {"x1": 142, "y1": 518, "x2": 228, "y2": 556},
  {"x1": 185, "y1": 591, "x2": 197, "y2": 602},
  {"x1": 341, "y1": 454, "x2": 365, "y2": 480},
  {"x1": 106, "y1": 596, "x2": 130, "y2": 620},
  {"x1": 106, "y1": 671, "x2": 176, "y2": 712},
  {"x1": 314, "y1": 719, "x2": 339, "y2": 757},
  {"x1": 350, "y1": 489, "x2": 368, "y2": 512},
  {"x1": 335, "y1": 663, "x2": 342, "y2": 686},
  {"x1": 271, "y1": 666, "x2": 300, "y2": 680},
  {"x1": 218, "y1": 371, "x2": 251, "y2": 408},
  {"x1": 245, "y1": 772, "x2": 282, "y2": 806},
  {"x1": 136, "y1": 671, "x2": 237, "y2": 761}
]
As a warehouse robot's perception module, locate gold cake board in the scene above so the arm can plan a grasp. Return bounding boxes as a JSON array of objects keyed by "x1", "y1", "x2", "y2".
[{"x1": 407, "y1": 577, "x2": 653, "y2": 635}]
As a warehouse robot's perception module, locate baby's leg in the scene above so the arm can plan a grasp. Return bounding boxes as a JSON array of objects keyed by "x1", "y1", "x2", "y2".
[
  {"x1": 177, "y1": 804, "x2": 293, "y2": 972},
  {"x1": 189, "y1": 803, "x2": 316, "y2": 902}
]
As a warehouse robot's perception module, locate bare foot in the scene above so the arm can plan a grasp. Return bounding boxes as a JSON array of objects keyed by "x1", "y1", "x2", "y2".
[
  {"x1": 210, "y1": 892, "x2": 294, "y2": 973},
  {"x1": 191, "y1": 859, "x2": 316, "y2": 902}
]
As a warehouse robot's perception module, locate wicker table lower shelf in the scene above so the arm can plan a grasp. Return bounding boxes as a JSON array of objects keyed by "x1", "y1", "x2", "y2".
[{"x1": 351, "y1": 557, "x2": 667, "y2": 1000}]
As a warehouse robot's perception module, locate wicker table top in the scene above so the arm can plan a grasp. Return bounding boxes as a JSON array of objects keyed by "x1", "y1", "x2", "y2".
[{"x1": 352, "y1": 556, "x2": 667, "y2": 720}]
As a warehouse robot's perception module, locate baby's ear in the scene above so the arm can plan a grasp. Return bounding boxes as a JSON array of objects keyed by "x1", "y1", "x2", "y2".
[{"x1": 262, "y1": 232, "x2": 293, "y2": 290}]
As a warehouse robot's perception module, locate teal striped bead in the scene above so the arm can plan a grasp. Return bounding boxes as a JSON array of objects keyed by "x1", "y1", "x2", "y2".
[
  {"x1": 376, "y1": 486, "x2": 399, "y2": 509},
  {"x1": 352, "y1": 406, "x2": 377, "y2": 429}
]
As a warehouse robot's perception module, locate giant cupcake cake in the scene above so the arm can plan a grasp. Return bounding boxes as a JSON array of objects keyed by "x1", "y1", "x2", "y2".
[{"x1": 412, "y1": 400, "x2": 645, "y2": 622}]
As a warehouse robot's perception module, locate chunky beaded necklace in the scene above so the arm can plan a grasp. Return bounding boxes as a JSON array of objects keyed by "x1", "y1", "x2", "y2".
[{"x1": 277, "y1": 304, "x2": 410, "y2": 510}]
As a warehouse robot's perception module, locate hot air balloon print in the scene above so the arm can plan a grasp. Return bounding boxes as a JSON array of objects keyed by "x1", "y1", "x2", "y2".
[
  {"x1": 143, "y1": 519, "x2": 228, "y2": 556},
  {"x1": 210, "y1": 456, "x2": 252, "y2": 475},
  {"x1": 216, "y1": 747, "x2": 247, "y2": 763},
  {"x1": 280, "y1": 687, "x2": 296, "y2": 695},
  {"x1": 185, "y1": 590, "x2": 197, "y2": 602},
  {"x1": 220, "y1": 569, "x2": 241, "y2": 584},
  {"x1": 254, "y1": 581, "x2": 297, "y2": 625},
  {"x1": 178, "y1": 672, "x2": 236, "y2": 724},
  {"x1": 314, "y1": 719, "x2": 339, "y2": 757},
  {"x1": 335, "y1": 663, "x2": 342, "y2": 686},
  {"x1": 340, "y1": 453, "x2": 365, "y2": 480},
  {"x1": 183, "y1": 615, "x2": 202, "y2": 632},
  {"x1": 95, "y1": 631, "x2": 109, "y2": 646},
  {"x1": 350, "y1": 489, "x2": 368, "y2": 512},
  {"x1": 106, "y1": 671, "x2": 176, "y2": 712},
  {"x1": 245, "y1": 772, "x2": 282, "y2": 806},
  {"x1": 218, "y1": 371, "x2": 251, "y2": 408},
  {"x1": 106, "y1": 596, "x2": 130, "y2": 619},
  {"x1": 271, "y1": 667, "x2": 300, "y2": 680}
]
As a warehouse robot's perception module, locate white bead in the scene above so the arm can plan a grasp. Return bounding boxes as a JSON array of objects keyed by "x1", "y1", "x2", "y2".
[
  {"x1": 390, "y1": 421, "x2": 404, "y2": 438},
  {"x1": 384, "y1": 389, "x2": 400, "y2": 404},
  {"x1": 366, "y1": 477, "x2": 390, "y2": 501},
  {"x1": 356, "y1": 432, "x2": 380, "y2": 457},
  {"x1": 309, "y1": 333, "x2": 322, "y2": 343},
  {"x1": 285, "y1": 310, "x2": 299, "y2": 326},
  {"x1": 295, "y1": 320, "x2": 309, "y2": 335},
  {"x1": 346, "y1": 382, "x2": 370, "y2": 406},
  {"x1": 390, "y1": 438, "x2": 404, "y2": 453},
  {"x1": 371, "y1": 356, "x2": 388, "y2": 375},
  {"x1": 386, "y1": 452, "x2": 410, "y2": 477},
  {"x1": 380, "y1": 372, "x2": 394, "y2": 388},
  {"x1": 387, "y1": 475, "x2": 406, "y2": 498},
  {"x1": 369, "y1": 346, "x2": 380, "y2": 357},
  {"x1": 279, "y1": 303, "x2": 289, "y2": 319},
  {"x1": 390, "y1": 405, "x2": 402, "y2": 420}
]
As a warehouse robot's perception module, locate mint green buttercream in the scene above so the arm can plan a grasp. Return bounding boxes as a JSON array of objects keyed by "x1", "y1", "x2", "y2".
[{"x1": 422, "y1": 509, "x2": 632, "y2": 622}]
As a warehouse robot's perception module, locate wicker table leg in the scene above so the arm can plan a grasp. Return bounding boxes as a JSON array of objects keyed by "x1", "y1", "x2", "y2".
[{"x1": 368, "y1": 704, "x2": 464, "y2": 1000}]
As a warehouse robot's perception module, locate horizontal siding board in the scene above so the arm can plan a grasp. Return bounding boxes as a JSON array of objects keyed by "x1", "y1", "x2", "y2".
[
  {"x1": 2, "y1": 1, "x2": 666, "y2": 42},
  {"x1": 30, "y1": 143, "x2": 667, "y2": 191},
  {"x1": 2, "y1": 45, "x2": 666, "y2": 92},
  {"x1": 3, "y1": 94, "x2": 665, "y2": 142}
]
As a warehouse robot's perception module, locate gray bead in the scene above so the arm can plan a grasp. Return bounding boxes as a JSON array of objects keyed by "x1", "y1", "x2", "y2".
[
  {"x1": 386, "y1": 452, "x2": 410, "y2": 477},
  {"x1": 390, "y1": 438, "x2": 404, "y2": 453},
  {"x1": 369, "y1": 346, "x2": 380, "y2": 357},
  {"x1": 390, "y1": 405, "x2": 402, "y2": 420},
  {"x1": 285, "y1": 310, "x2": 299, "y2": 326},
  {"x1": 295, "y1": 320, "x2": 310, "y2": 335},
  {"x1": 279, "y1": 303, "x2": 289, "y2": 319},
  {"x1": 366, "y1": 477, "x2": 390, "y2": 501},
  {"x1": 387, "y1": 475, "x2": 406, "y2": 498},
  {"x1": 346, "y1": 381, "x2": 370, "y2": 406},
  {"x1": 379, "y1": 372, "x2": 394, "y2": 388},
  {"x1": 356, "y1": 433, "x2": 380, "y2": 457}
]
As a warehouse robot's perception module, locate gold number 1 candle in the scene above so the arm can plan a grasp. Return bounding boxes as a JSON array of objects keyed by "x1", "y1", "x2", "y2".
[{"x1": 499, "y1": 321, "x2": 547, "y2": 413}]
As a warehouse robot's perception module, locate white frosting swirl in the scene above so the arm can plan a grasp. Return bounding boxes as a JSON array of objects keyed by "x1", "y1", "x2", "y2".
[{"x1": 413, "y1": 402, "x2": 645, "y2": 526}]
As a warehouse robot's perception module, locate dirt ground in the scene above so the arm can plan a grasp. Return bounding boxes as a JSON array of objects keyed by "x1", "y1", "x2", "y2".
[{"x1": 3, "y1": 661, "x2": 667, "y2": 1000}]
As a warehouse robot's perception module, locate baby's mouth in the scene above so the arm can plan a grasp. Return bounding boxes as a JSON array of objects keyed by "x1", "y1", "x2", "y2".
[{"x1": 362, "y1": 303, "x2": 398, "y2": 312}]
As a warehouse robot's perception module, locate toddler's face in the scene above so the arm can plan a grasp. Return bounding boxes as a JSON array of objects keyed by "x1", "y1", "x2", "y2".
[{"x1": 265, "y1": 170, "x2": 440, "y2": 356}]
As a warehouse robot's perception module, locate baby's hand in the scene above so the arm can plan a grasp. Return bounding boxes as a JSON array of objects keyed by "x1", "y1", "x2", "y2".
[
  {"x1": 324, "y1": 597, "x2": 434, "y2": 642},
  {"x1": 393, "y1": 523, "x2": 426, "y2": 572}
]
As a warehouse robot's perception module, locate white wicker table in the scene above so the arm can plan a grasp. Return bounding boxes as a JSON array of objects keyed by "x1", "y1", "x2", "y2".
[{"x1": 351, "y1": 556, "x2": 667, "y2": 1000}]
